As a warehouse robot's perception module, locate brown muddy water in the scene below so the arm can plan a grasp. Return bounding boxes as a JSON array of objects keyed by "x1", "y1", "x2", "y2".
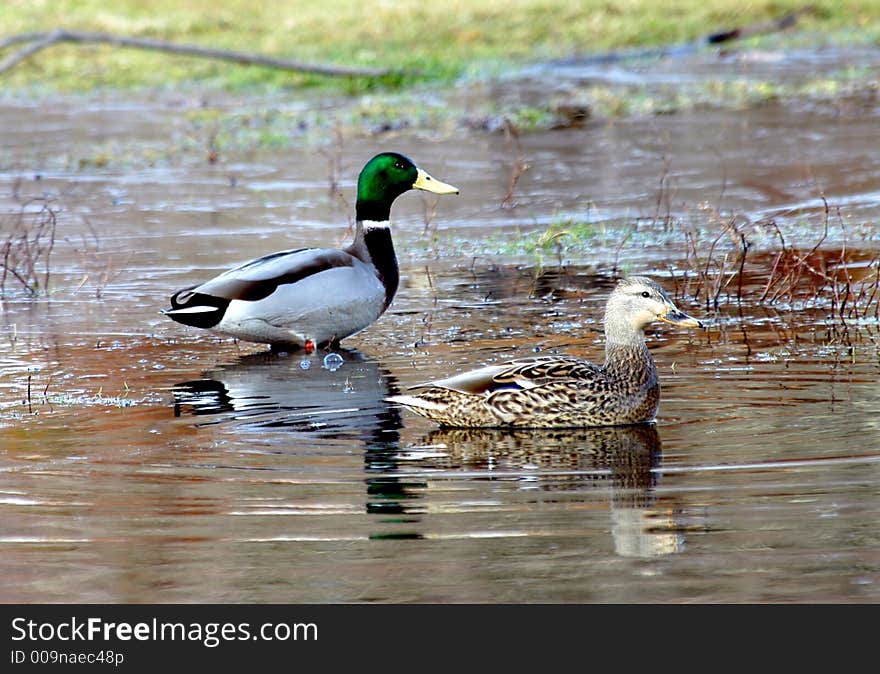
[{"x1": 1, "y1": 48, "x2": 879, "y2": 603}]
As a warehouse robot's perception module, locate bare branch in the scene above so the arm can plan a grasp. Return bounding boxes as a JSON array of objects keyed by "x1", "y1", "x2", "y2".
[
  {"x1": 0, "y1": 31, "x2": 53, "y2": 51},
  {"x1": 0, "y1": 29, "x2": 396, "y2": 78},
  {"x1": 0, "y1": 30, "x2": 64, "y2": 74}
]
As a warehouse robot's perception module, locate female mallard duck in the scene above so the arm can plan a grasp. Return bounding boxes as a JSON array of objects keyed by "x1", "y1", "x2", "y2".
[
  {"x1": 388, "y1": 276, "x2": 703, "y2": 428},
  {"x1": 163, "y1": 152, "x2": 458, "y2": 350}
]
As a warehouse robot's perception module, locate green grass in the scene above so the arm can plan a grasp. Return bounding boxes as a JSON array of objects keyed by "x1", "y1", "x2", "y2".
[{"x1": 1, "y1": 0, "x2": 878, "y2": 91}]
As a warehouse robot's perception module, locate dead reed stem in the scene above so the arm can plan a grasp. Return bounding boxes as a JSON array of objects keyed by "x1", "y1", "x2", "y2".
[
  {"x1": 1, "y1": 196, "x2": 58, "y2": 296},
  {"x1": 500, "y1": 118, "x2": 529, "y2": 209}
]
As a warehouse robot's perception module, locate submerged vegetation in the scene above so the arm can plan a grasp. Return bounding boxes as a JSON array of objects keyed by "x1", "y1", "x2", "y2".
[
  {"x1": 16, "y1": 63, "x2": 878, "y2": 174},
  {"x1": 431, "y1": 213, "x2": 880, "y2": 325}
]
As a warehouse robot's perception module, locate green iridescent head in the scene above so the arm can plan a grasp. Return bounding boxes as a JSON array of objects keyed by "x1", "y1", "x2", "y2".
[{"x1": 356, "y1": 152, "x2": 458, "y2": 221}]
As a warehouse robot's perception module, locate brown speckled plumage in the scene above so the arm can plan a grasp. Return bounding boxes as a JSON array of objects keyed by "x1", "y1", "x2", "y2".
[{"x1": 388, "y1": 276, "x2": 703, "y2": 428}]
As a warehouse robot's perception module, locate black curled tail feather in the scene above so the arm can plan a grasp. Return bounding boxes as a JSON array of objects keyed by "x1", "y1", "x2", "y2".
[{"x1": 163, "y1": 287, "x2": 230, "y2": 329}]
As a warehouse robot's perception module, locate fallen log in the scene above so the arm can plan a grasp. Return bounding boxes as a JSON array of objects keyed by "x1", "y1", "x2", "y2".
[{"x1": 0, "y1": 28, "x2": 395, "y2": 78}]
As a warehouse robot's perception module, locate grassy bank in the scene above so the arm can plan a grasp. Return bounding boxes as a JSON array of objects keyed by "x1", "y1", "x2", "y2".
[{"x1": 1, "y1": 0, "x2": 878, "y2": 91}]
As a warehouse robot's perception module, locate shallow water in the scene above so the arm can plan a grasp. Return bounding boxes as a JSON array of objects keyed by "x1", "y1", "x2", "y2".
[{"x1": 1, "y1": 48, "x2": 879, "y2": 602}]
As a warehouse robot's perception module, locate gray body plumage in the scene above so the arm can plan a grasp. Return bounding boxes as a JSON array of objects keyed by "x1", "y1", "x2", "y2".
[{"x1": 205, "y1": 246, "x2": 385, "y2": 346}]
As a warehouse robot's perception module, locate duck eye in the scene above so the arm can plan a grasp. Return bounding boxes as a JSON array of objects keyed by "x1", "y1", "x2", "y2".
[
  {"x1": 641, "y1": 291, "x2": 650, "y2": 298},
  {"x1": 394, "y1": 161, "x2": 405, "y2": 169}
]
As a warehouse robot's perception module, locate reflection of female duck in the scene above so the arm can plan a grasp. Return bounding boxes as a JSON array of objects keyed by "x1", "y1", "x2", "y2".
[
  {"x1": 172, "y1": 348, "x2": 402, "y2": 440},
  {"x1": 423, "y1": 424, "x2": 658, "y2": 480},
  {"x1": 423, "y1": 423, "x2": 683, "y2": 557}
]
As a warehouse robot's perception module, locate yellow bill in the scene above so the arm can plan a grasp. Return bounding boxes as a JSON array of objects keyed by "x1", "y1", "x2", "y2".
[{"x1": 413, "y1": 168, "x2": 459, "y2": 195}]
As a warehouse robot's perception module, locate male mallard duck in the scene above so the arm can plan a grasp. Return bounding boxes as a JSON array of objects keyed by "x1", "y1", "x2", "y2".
[
  {"x1": 388, "y1": 276, "x2": 703, "y2": 428},
  {"x1": 163, "y1": 152, "x2": 458, "y2": 350}
]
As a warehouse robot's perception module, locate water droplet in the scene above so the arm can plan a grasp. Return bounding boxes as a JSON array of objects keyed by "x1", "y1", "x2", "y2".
[
  {"x1": 322, "y1": 353, "x2": 344, "y2": 372},
  {"x1": 299, "y1": 359, "x2": 311, "y2": 370}
]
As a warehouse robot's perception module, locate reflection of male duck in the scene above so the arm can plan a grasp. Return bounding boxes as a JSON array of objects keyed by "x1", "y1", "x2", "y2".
[
  {"x1": 172, "y1": 348, "x2": 402, "y2": 441},
  {"x1": 172, "y1": 349, "x2": 422, "y2": 530},
  {"x1": 422, "y1": 423, "x2": 683, "y2": 557}
]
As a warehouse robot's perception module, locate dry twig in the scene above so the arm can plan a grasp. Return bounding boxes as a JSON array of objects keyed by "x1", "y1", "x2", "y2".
[
  {"x1": 500, "y1": 118, "x2": 530, "y2": 209},
  {"x1": 1, "y1": 197, "x2": 58, "y2": 296}
]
